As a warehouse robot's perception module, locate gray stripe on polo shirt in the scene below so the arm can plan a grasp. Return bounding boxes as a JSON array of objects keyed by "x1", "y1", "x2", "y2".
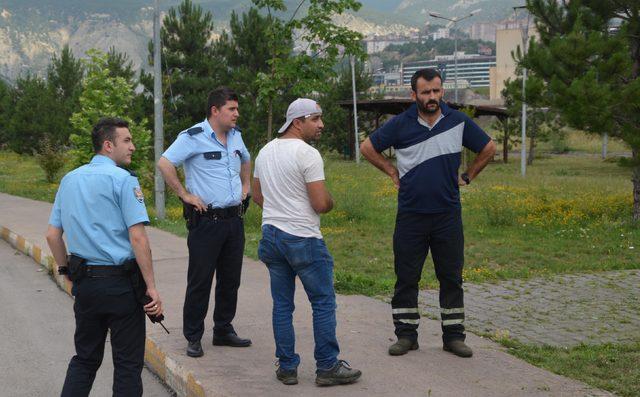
[{"x1": 396, "y1": 122, "x2": 464, "y2": 179}]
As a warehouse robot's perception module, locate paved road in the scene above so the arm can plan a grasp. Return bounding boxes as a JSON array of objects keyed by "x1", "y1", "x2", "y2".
[{"x1": 0, "y1": 239, "x2": 174, "y2": 397}]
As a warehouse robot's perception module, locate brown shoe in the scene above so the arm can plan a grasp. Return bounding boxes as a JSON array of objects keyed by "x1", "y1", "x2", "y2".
[
  {"x1": 443, "y1": 340, "x2": 473, "y2": 357},
  {"x1": 388, "y1": 338, "x2": 419, "y2": 356}
]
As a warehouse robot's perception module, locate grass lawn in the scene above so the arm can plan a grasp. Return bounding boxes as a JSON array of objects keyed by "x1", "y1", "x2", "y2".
[{"x1": 499, "y1": 338, "x2": 640, "y2": 397}]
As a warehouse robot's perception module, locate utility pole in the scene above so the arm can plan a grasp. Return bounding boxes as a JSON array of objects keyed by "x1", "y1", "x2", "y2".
[
  {"x1": 429, "y1": 9, "x2": 481, "y2": 104},
  {"x1": 351, "y1": 55, "x2": 360, "y2": 164},
  {"x1": 153, "y1": 0, "x2": 165, "y2": 219}
]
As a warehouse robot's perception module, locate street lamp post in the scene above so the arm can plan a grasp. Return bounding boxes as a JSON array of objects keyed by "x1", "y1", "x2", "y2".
[
  {"x1": 514, "y1": 5, "x2": 530, "y2": 177},
  {"x1": 429, "y1": 9, "x2": 481, "y2": 104}
]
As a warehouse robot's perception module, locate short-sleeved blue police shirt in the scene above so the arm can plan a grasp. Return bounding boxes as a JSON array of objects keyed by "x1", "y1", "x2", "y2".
[
  {"x1": 48, "y1": 155, "x2": 150, "y2": 266},
  {"x1": 162, "y1": 119, "x2": 251, "y2": 208},
  {"x1": 369, "y1": 102, "x2": 491, "y2": 214}
]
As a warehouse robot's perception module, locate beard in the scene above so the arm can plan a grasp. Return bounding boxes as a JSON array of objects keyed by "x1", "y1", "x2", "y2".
[{"x1": 417, "y1": 99, "x2": 440, "y2": 114}]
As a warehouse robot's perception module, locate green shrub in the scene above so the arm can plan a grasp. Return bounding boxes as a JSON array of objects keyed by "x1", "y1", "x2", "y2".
[{"x1": 36, "y1": 136, "x2": 65, "y2": 183}]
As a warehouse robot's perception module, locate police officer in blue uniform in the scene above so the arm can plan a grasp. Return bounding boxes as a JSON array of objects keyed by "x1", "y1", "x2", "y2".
[
  {"x1": 46, "y1": 117, "x2": 163, "y2": 396},
  {"x1": 157, "y1": 87, "x2": 252, "y2": 357}
]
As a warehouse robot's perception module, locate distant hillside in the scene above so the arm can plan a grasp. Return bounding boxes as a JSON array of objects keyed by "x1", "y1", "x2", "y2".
[{"x1": 0, "y1": 0, "x2": 521, "y2": 82}]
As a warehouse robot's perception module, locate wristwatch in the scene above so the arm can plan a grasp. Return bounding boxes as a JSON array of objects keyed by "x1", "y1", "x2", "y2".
[
  {"x1": 57, "y1": 266, "x2": 69, "y2": 275},
  {"x1": 460, "y1": 172, "x2": 471, "y2": 185}
]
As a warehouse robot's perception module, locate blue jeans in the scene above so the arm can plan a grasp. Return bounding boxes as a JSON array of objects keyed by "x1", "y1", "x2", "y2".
[{"x1": 258, "y1": 224, "x2": 340, "y2": 371}]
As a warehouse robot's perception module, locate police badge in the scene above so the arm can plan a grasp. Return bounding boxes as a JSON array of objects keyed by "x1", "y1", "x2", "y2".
[{"x1": 133, "y1": 187, "x2": 145, "y2": 203}]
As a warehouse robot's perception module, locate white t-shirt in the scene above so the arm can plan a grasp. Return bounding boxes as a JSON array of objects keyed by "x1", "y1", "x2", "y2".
[{"x1": 254, "y1": 138, "x2": 325, "y2": 238}]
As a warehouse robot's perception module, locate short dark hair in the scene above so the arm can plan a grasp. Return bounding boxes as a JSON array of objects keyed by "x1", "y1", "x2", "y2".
[
  {"x1": 410, "y1": 68, "x2": 442, "y2": 92},
  {"x1": 207, "y1": 87, "x2": 239, "y2": 117},
  {"x1": 91, "y1": 117, "x2": 129, "y2": 153}
]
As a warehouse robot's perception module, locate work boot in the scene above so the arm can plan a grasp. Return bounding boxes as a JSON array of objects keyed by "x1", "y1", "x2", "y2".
[
  {"x1": 212, "y1": 332, "x2": 252, "y2": 347},
  {"x1": 388, "y1": 338, "x2": 419, "y2": 356},
  {"x1": 315, "y1": 360, "x2": 362, "y2": 386},
  {"x1": 443, "y1": 339, "x2": 473, "y2": 357},
  {"x1": 186, "y1": 340, "x2": 203, "y2": 357},
  {"x1": 275, "y1": 366, "x2": 298, "y2": 385}
]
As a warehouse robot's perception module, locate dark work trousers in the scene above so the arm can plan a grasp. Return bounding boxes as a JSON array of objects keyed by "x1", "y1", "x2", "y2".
[
  {"x1": 391, "y1": 209, "x2": 466, "y2": 343},
  {"x1": 183, "y1": 215, "x2": 245, "y2": 342},
  {"x1": 61, "y1": 276, "x2": 145, "y2": 397}
]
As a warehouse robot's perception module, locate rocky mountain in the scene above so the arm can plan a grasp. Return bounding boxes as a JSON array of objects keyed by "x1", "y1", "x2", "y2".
[{"x1": 0, "y1": 0, "x2": 522, "y2": 82}]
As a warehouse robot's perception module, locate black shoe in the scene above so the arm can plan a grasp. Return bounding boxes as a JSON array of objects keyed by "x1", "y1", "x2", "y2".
[
  {"x1": 443, "y1": 339, "x2": 473, "y2": 358},
  {"x1": 186, "y1": 340, "x2": 203, "y2": 357},
  {"x1": 276, "y1": 366, "x2": 298, "y2": 385},
  {"x1": 388, "y1": 338, "x2": 419, "y2": 356},
  {"x1": 212, "y1": 332, "x2": 252, "y2": 347},
  {"x1": 315, "y1": 360, "x2": 362, "y2": 386}
]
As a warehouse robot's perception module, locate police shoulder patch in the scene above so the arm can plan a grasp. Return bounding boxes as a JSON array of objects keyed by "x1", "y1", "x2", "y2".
[
  {"x1": 186, "y1": 127, "x2": 203, "y2": 136},
  {"x1": 133, "y1": 187, "x2": 144, "y2": 203}
]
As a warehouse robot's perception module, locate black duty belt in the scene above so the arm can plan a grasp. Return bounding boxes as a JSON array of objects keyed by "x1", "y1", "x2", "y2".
[
  {"x1": 85, "y1": 265, "x2": 128, "y2": 278},
  {"x1": 197, "y1": 205, "x2": 242, "y2": 221}
]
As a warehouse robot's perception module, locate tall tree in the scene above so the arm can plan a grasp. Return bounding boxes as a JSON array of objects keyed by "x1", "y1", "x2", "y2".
[
  {"x1": 46, "y1": 45, "x2": 84, "y2": 146},
  {"x1": 145, "y1": 0, "x2": 225, "y2": 141},
  {"x1": 0, "y1": 79, "x2": 13, "y2": 146},
  {"x1": 522, "y1": 0, "x2": 640, "y2": 220},
  {"x1": 8, "y1": 75, "x2": 66, "y2": 154},
  {"x1": 47, "y1": 45, "x2": 84, "y2": 104},
  {"x1": 69, "y1": 49, "x2": 151, "y2": 172},
  {"x1": 215, "y1": 7, "x2": 293, "y2": 151},
  {"x1": 252, "y1": 0, "x2": 366, "y2": 140},
  {"x1": 501, "y1": 74, "x2": 564, "y2": 165},
  {"x1": 106, "y1": 46, "x2": 136, "y2": 84}
]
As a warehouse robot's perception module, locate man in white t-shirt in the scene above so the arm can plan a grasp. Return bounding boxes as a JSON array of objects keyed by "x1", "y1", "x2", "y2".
[{"x1": 253, "y1": 98, "x2": 362, "y2": 387}]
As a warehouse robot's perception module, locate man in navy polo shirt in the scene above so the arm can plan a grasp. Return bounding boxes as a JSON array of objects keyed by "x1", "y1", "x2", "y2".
[
  {"x1": 158, "y1": 87, "x2": 252, "y2": 358},
  {"x1": 360, "y1": 68, "x2": 496, "y2": 358}
]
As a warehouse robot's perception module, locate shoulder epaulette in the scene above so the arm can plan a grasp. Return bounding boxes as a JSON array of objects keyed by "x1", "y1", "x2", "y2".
[
  {"x1": 186, "y1": 127, "x2": 203, "y2": 136},
  {"x1": 118, "y1": 166, "x2": 137, "y2": 177}
]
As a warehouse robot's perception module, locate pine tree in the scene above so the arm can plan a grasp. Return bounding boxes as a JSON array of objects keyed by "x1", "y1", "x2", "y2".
[
  {"x1": 215, "y1": 7, "x2": 293, "y2": 151},
  {"x1": 8, "y1": 75, "x2": 66, "y2": 154},
  {"x1": 145, "y1": 0, "x2": 225, "y2": 142},
  {"x1": 106, "y1": 46, "x2": 136, "y2": 84},
  {"x1": 46, "y1": 45, "x2": 84, "y2": 146},
  {"x1": 523, "y1": 0, "x2": 640, "y2": 220},
  {"x1": 0, "y1": 79, "x2": 13, "y2": 146}
]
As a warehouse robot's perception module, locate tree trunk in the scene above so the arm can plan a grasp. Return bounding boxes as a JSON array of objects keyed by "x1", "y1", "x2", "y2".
[
  {"x1": 527, "y1": 134, "x2": 536, "y2": 166},
  {"x1": 633, "y1": 149, "x2": 640, "y2": 221},
  {"x1": 502, "y1": 128, "x2": 509, "y2": 163},
  {"x1": 627, "y1": 18, "x2": 639, "y2": 220},
  {"x1": 267, "y1": 99, "x2": 273, "y2": 141}
]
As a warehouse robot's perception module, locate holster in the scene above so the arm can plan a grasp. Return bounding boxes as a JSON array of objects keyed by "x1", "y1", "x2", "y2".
[
  {"x1": 123, "y1": 258, "x2": 147, "y2": 304},
  {"x1": 67, "y1": 254, "x2": 87, "y2": 282},
  {"x1": 182, "y1": 201, "x2": 198, "y2": 230}
]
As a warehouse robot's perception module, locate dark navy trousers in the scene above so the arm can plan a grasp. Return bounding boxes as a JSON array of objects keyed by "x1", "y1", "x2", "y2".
[
  {"x1": 183, "y1": 216, "x2": 244, "y2": 342},
  {"x1": 61, "y1": 276, "x2": 145, "y2": 397},
  {"x1": 391, "y1": 209, "x2": 466, "y2": 343}
]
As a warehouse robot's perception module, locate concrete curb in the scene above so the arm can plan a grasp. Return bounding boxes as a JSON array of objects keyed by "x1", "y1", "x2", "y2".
[{"x1": 0, "y1": 225, "x2": 205, "y2": 397}]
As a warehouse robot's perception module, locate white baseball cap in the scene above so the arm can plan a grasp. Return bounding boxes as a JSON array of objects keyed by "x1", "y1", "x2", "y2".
[{"x1": 278, "y1": 98, "x2": 323, "y2": 134}]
